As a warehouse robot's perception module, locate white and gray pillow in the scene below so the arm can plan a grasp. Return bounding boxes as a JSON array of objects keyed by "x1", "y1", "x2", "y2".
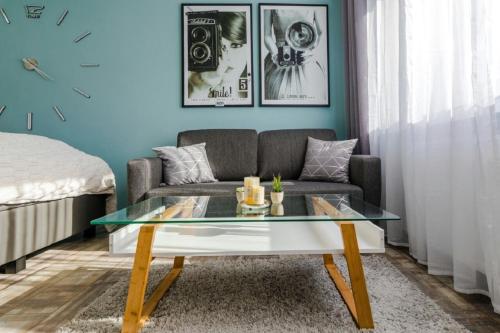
[
  {"x1": 153, "y1": 143, "x2": 217, "y2": 186},
  {"x1": 299, "y1": 137, "x2": 358, "y2": 183}
]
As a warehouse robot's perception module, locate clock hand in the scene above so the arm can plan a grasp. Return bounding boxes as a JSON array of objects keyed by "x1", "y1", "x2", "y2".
[
  {"x1": 22, "y1": 58, "x2": 50, "y2": 79},
  {"x1": 26, "y1": 59, "x2": 53, "y2": 80},
  {"x1": 22, "y1": 58, "x2": 54, "y2": 81}
]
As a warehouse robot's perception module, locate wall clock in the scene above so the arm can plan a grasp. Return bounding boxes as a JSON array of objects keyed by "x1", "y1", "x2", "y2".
[{"x1": 0, "y1": 5, "x2": 99, "y2": 130}]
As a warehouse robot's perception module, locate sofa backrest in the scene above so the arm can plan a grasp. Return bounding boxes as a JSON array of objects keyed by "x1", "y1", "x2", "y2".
[
  {"x1": 177, "y1": 129, "x2": 258, "y2": 181},
  {"x1": 257, "y1": 129, "x2": 337, "y2": 180}
]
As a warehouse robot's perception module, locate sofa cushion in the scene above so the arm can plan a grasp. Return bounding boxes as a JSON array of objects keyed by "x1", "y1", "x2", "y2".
[
  {"x1": 177, "y1": 129, "x2": 258, "y2": 181},
  {"x1": 299, "y1": 137, "x2": 358, "y2": 183},
  {"x1": 146, "y1": 181, "x2": 243, "y2": 198},
  {"x1": 278, "y1": 181, "x2": 363, "y2": 198},
  {"x1": 153, "y1": 143, "x2": 217, "y2": 185},
  {"x1": 145, "y1": 180, "x2": 363, "y2": 199},
  {"x1": 258, "y1": 129, "x2": 337, "y2": 180}
]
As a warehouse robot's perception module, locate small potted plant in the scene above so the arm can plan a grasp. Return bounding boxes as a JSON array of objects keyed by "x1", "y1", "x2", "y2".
[{"x1": 271, "y1": 174, "x2": 284, "y2": 204}]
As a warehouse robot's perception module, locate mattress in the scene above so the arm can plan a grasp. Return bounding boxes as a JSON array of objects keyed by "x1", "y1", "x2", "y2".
[{"x1": 0, "y1": 132, "x2": 116, "y2": 207}]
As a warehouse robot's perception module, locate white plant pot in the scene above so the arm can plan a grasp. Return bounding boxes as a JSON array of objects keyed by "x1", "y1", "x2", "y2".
[
  {"x1": 236, "y1": 187, "x2": 246, "y2": 203},
  {"x1": 271, "y1": 203, "x2": 284, "y2": 216},
  {"x1": 236, "y1": 191, "x2": 245, "y2": 203},
  {"x1": 271, "y1": 191, "x2": 284, "y2": 204}
]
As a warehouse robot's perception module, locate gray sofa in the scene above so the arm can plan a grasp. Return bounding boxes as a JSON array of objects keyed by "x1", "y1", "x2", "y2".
[{"x1": 128, "y1": 129, "x2": 381, "y2": 206}]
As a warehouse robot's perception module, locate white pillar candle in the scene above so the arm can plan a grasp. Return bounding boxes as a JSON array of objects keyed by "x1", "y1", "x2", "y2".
[
  {"x1": 244, "y1": 176, "x2": 261, "y2": 205},
  {"x1": 244, "y1": 176, "x2": 260, "y2": 188},
  {"x1": 247, "y1": 185, "x2": 265, "y2": 205}
]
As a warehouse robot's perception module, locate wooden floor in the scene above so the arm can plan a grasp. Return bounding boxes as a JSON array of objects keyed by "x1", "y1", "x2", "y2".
[{"x1": 0, "y1": 234, "x2": 499, "y2": 333}]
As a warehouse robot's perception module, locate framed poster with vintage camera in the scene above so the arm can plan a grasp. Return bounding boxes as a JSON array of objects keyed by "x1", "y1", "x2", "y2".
[
  {"x1": 259, "y1": 4, "x2": 330, "y2": 107},
  {"x1": 182, "y1": 4, "x2": 253, "y2": 107}
]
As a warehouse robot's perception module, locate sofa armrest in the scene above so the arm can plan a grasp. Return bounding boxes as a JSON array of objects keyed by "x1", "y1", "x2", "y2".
[
  {"x1": 127, "y1": 157, "x2": 163, "y2": 204},
  {"x1": 349, "y1": 155, "x2": 381, "y2": 206}
]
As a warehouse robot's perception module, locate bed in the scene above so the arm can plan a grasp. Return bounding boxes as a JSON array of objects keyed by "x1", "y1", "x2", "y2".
[{"x1": 0, "y1": 132, "x2": 116, "y2": 273}]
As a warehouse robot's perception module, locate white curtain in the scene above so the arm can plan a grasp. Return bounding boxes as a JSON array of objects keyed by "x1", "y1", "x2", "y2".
[{"x1": 357, "y1": 0, "x2": 500, "y2": 312}]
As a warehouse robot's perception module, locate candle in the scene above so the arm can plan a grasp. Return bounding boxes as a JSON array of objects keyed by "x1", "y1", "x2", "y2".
[
  {"x1": 244, "y1": 176, "x2": 260, "y2": 205},
  {"x1": 244, "y1": 176, "x2": 260, "y2": 188},
  {"x1": 244, "y1": 186, "x2": 253, "y2": 203},
  {"x1": 246, "y1": 185, "x2": 265, "y2": 205}
]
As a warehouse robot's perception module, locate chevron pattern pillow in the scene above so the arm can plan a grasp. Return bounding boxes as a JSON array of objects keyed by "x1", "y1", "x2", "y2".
[
  {"x1": 153, "y1": 143, "x2": 217, "y2": 185},
  {"x1": 299, "y1": 137, "x2": 358, "y2": 183}
]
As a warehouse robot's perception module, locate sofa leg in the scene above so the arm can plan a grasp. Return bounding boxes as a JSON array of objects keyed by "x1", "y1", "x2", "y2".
[
  {"x1": 1, "y1": 256, "x2": 26, "y2": 274},
  {"x1": 83, "y1": 225, "x2": 97, "y2": 239}
]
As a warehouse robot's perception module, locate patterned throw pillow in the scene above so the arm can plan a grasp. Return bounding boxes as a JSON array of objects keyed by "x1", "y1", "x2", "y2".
[
  {"x1": 299, "y1": 137, "x2": 358, "y2": 183},
  {"x1": 153, "y1": 143, "x2": 217, "y2": 185}
]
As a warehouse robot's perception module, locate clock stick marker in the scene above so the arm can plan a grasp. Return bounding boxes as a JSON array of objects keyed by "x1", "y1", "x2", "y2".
[
  {"x1": 27, "y1": 112, "x2": 33, "y2": 131},
  {"x1": 73, "y1": 87, "x2": 91, "y2": 99},
  {"x1": 0, "y1": 8, "x2": 10, "y2": 24},
  {"x1": 53, "y1": 106, "x2": 66, "y2": 121},
  {"x1": 0, "y1": 105, "x2": 6, "y2": 116},
  {"x1": 74, "y1": 31, "x2": 91, "y2": 43},
  {"x1": 80, "y1": 64, "x2": 100, "y2": 68},
  {"x1": 56, "y1": 9, "x2": 68, "y2": 26}
]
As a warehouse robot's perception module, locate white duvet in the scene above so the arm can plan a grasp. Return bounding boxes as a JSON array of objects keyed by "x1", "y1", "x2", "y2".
[{"x1": 0, "y1": 132, "x2": 116, "y2": 207}]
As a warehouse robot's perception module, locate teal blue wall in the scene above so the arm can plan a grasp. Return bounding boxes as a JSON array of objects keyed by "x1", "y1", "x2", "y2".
[{"x1": 0, "y1": 0, "x2": 346, "y2": 207}]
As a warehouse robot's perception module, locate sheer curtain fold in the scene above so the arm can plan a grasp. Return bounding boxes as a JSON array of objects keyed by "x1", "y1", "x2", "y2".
[{"x1": 358, "y1": 0, "x2": 500, "y2": 312}]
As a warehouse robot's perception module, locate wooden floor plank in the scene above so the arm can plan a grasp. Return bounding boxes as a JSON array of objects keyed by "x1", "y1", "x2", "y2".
[
  {"x1": 385, "y1": 246, "x2": 500, "y2": 333},
  {"x1": 32, "y1": 270, "x2": 124, "y2": 333},
  {"x1": 0, "y1": 236, "x2": 499, "y2": 332}
]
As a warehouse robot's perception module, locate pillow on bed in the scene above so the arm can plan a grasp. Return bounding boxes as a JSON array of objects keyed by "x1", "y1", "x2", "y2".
[{"x1": 153, "y1": 143, "x2": 217, "y2": 186}]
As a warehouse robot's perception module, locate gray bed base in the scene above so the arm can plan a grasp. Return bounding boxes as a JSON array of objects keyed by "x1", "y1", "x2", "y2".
[{"x1": 0, "y1": 194, "x2": 107, "y2": 273}]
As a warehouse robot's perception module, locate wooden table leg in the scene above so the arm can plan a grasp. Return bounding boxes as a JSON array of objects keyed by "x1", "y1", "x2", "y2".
[
  {"x1": 340, "y1": 222, "x2": 374, "y2": 328},
  {"x1": 311, "y1": 196, "x2": 374, "y2": 328},
  {"x1": 122, "y1": 225, "x2": 157, "y2": 333},
  {"x1": 121, "y1": 225, "x2": 185, "y2": 333},
  {"x1": 323, "y1": 222, "x2": 374, "y2": 329}
]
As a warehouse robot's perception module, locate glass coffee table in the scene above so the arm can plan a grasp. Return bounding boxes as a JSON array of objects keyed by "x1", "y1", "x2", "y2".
[{"x1": 92, "y1": 194, "x2": 400, "y2": 333}]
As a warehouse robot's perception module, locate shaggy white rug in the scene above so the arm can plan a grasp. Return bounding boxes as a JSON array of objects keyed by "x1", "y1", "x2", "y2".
[{"x1": 59, "y1": 255, "x2": 469, "y2": 333}]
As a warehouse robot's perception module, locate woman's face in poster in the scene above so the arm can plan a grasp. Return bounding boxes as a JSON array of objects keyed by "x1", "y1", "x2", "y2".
[{"x1": 199, "y1": 36, "x2": 247, "y2": 87}]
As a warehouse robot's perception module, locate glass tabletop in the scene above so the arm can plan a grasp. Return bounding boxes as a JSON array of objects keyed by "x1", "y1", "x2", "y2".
[{"x1": 92, "y1": 194, "x2": 400, "y2": 225}]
